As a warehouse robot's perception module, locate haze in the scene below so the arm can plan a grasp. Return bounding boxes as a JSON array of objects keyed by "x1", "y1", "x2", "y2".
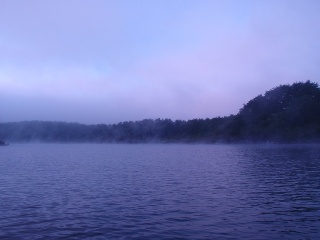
[{"x1": 1, "y1": 0, "x2": 319, "y2": 124}]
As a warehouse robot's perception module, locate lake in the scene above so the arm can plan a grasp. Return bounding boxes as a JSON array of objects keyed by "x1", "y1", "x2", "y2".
[{"x1": 0, "y1": 144, "x2": 319, "y2": 239}]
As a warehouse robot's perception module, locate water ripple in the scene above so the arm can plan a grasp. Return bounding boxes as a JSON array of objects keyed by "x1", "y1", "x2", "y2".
[{"x1": 0, "y1": 144, "x2": 319, "y2": 239}]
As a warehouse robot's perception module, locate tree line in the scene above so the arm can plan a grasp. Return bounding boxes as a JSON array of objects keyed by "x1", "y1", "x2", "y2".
[{"x1": 1, "y1": 81, "x2": 319, "y2": 143}]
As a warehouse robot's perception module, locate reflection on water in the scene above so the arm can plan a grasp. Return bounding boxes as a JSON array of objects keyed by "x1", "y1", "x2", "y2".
[{"x1": 0, "y1": 144, "x2": 319, "y2": 239}]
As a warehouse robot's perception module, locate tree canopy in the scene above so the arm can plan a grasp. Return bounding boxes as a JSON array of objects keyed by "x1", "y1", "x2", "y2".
[{"x1": 1, "y1": 81, "x2": 319, "y2": 143}]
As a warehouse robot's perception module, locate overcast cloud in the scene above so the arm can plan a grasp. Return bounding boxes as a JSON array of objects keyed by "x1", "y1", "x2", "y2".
[{"x1": 0, "y1": 0, "x2": 319, "y2": 123}]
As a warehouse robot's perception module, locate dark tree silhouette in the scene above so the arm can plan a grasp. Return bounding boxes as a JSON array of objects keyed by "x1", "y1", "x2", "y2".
[{"x1": 0, "y1": 81, "x2": 319, "y2": 143}]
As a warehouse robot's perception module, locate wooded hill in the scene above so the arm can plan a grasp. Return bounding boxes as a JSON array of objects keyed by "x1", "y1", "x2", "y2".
[{"x1": 1, "y1": 81, "x2": 320, "y2": 143}]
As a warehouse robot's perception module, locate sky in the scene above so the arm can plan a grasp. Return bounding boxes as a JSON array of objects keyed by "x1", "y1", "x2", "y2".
[{"x1": 0, "y1": 0, "x2": 320, "y2": 124}]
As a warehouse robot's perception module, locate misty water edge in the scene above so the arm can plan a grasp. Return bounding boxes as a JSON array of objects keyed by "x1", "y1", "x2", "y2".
[{"x1": 1, "y1": 144, "x2": 319, "y2": 240}]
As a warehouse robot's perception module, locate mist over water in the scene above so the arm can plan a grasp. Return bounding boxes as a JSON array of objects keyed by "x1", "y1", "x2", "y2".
[{"x1": 0, "y1": 144, "x2": 319, "y2": 239}]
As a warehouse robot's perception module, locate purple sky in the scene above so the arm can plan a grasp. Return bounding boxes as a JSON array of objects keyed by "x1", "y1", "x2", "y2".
[{"x1": 1, "y1": 0, "x2": 320, "y2": 124}]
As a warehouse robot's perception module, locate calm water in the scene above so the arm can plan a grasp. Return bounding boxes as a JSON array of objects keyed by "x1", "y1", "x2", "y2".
[{"x1": 0, "y1": 144, "x2": 320, "y2": 240}]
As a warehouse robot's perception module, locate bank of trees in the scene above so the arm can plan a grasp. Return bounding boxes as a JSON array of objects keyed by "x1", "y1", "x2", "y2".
[
  {"x1": 228, "y1": 80, "x2": 320, "y2": 142},
  {"x1": 1, "y1": 81, "x2": 319, "y2": 143}
]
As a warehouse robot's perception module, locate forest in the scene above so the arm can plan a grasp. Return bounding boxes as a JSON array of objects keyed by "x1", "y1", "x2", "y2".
[{"x1": 1, "y1": 81, "x2": 320, "y2": 143}]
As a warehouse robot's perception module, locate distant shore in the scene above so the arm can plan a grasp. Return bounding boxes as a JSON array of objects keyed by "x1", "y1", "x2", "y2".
[{"x1": 1, "y1": 81, "x2": 320, "y2": 144}]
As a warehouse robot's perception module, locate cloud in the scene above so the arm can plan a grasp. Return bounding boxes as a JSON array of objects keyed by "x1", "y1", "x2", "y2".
[{"x1": 0, "y1": 0, "x2": 320, "y2": 123}]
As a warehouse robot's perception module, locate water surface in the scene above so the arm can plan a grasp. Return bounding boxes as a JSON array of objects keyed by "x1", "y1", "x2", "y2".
[{"x1": 0, "y1": 144, "x2": 320, "y2": 239}]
